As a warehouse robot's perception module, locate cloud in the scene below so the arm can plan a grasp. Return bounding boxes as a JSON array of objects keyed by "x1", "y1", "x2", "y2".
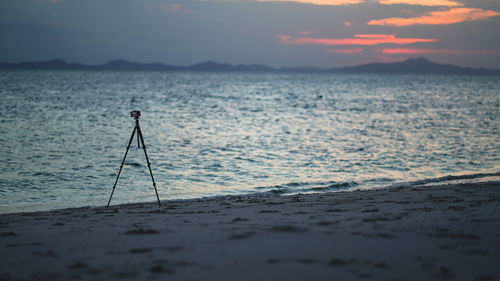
[
  {"x1": 325, "y1": 48, "x2": 364, "y2": 54},
  {"x1": 277, "y1": 34, "x2": 437, "y2": 46},
  {"x1": 353, "y1": 34, "x2": 395, "y2": 39},
  {"x1": 381, "y1": 48, "x2": 500, "y2": 55},
  {"x1": 368, "y1": 7, "x2": 500, "y2": 26},
  {"x1": 376, "y1": 0, "x2": 462, "y2": 6},
  {"x1": 258, "y1": 0, "x2": 462, "y2": 6},
  {"x1": 258, "y1": 0, "x2": 363, "y2": 6},
  {"x1": 161, "y1": 4, "x2": 198, "y2": 14}
]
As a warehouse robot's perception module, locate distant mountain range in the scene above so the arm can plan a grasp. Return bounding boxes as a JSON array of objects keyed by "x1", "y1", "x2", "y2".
[
  {"x1": 1, "y1": 57, "x2": 498, "y2": 75},
  {"x1": 328, "y1": 57, "x2": 499, "y2": 75}
]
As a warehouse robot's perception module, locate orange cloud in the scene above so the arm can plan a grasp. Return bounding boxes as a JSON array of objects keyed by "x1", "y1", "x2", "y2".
[
  {"x1": 161, "y1": 4, "x2": 197, "y2": 14},
  {"x1": 368, "y1": 8, "x2": 500, "y2": 26},
  {"x1": 381, "y1": 48, "x2": 500, "y2": 55},
  {"x1": 381, "y1": 48, "x2": 466, "y2": 54},
  {"x1": 259, "y1": 0, "x2": 463, "y2": 6},
  {"x1": 354, "y1": 34, "x2": 395, "y2": 39},
  {"x1": 258, "y1": 0, "x2": 363, "y2": 6},
  {"x1": 277, "y1": 34, "x2": 437, "y2": 46},
  {"x1": 376, "y1": 0, "x2": 462, "y2": 6},
  {"x1": 326, "y1": 48, "x2": 364, "y2": 54}
]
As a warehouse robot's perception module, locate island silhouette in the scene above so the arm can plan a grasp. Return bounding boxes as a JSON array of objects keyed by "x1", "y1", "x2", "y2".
[{"x1": 1, "y1": 57, "x2": 498, "y2": 75}]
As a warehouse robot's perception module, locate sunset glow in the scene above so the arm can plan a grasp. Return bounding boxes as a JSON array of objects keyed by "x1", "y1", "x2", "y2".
[
  {"x1": 258, "y1": 0, "x2": 363, "y2": 6},
  {"x1": 354, "y1": 34, "x2": 395, "y2": 39},
  {"x1": 258, "y1": 0, "x2": 463, "y2": 6},
  {"x1": 326, "y1": 48, "x2": 364, "y2": 54},
  {"x1": 277, "y1": 34, "x2": 437, "y2": 46},
  {"x1": 1, "y1": 0, "x2": 499, "y2": 68},
  {"x1": 376, "y1": 0, "x2": 462, "y2": 6},
  {"x1": 381, "y1": 48, "x2": 467, "y2": 54},
  {"x1": 161, "y1": 4, "x2": 197, "y2": 14},
  {"x1": 368, "y1": 7, "x2": 500, "y2": 26},
  {"x1": 381, "y1": 48, "x2": 500, "y2": 55}
]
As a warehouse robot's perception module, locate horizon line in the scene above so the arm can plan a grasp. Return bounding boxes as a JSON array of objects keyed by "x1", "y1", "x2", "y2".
[{"x1": 1, "y1": 57, "x2": 499, "y2": 73}]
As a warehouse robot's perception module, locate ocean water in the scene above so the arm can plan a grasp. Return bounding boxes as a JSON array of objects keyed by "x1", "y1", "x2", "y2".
[{"x1": 0, "y1": 70, "x2": 499, "y2": 213}]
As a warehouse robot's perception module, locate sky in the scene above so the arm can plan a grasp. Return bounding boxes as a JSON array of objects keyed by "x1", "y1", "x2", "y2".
[{"x1": 0, "y1": 0, "x2": 499, "y2": 68}]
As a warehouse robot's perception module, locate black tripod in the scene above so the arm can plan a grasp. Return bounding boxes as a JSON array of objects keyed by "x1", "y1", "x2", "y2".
[{"x1": 107, "y1": 111, "x2": 161, "y2": 208}]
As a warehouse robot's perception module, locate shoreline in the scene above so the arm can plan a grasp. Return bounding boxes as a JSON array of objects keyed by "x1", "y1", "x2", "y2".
[
  {"x1": 2, "y1": 170, "x2": 499, "y2": 215},
  {"x1": 1, "y1": 181, "x2": 499, "y2": 280}
]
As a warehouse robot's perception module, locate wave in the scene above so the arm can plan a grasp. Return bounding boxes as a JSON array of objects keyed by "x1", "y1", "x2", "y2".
[
  {"x1": 251, "y1": 171, "x2": 500, "y2": 196},
  {"x1": 390, "y1": 171, "x2": 500, "y2": 188},
  {"x1": 254, "y1": 180, "x2": 359, "y2": 195}
]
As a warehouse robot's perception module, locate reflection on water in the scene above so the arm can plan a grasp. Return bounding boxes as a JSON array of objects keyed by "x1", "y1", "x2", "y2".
[{"x1": 0, "y1": 71, "x2": 499, "y2": 213}]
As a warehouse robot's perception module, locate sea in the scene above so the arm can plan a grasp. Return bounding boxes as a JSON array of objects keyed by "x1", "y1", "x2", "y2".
[{"x1": 1, "y1": 70, "x2": 499, "y2": 214}]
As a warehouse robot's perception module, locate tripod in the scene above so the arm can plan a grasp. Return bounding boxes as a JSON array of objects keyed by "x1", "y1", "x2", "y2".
[{"x1": 107, "y1": 111, "x2": 161, "y2": 208}]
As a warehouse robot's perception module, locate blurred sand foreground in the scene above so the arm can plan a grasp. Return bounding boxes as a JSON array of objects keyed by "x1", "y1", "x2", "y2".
[{"x1": 1, "y1": 181, "x2": 499, "y2": 281}]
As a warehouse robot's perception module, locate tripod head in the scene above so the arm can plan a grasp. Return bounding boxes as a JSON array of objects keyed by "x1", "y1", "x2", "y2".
[{"x1": 130, "y1": 110, "x2": 141, "y2": 121}]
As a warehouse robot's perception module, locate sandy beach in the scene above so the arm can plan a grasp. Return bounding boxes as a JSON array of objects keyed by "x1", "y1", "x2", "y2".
[{"x1": 1, "y1": 181, "x2": 499, "y2": 281}]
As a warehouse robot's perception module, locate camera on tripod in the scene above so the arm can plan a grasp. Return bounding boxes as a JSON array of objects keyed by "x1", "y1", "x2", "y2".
[
  {"x1": 107, "y1": 110, "x2": 161, "y2": 208},
  {"x1": 130, "y1": 110, "x2": 141, "y2": 118}
]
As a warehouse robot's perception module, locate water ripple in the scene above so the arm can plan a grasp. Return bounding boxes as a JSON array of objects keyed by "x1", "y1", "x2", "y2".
[{"x1": 0, "y1": 71, "x2": 499, "y2": 213}]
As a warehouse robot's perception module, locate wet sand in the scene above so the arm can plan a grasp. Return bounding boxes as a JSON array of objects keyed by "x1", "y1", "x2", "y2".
[{"x1": 1, "y1": 181, "x2": 499, "y2": 281}]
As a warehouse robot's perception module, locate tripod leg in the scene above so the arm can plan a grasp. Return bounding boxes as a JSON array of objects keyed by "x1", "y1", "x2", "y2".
[
  {"x1": 107, "y1": 126, "x2": 137, "y2": 208},
  {"x1": 137, "y1": 130, "x2": 140, "y2": 148},
  {"x1": 137, "y1": 126, "x2": 161, "y2": 207}
]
